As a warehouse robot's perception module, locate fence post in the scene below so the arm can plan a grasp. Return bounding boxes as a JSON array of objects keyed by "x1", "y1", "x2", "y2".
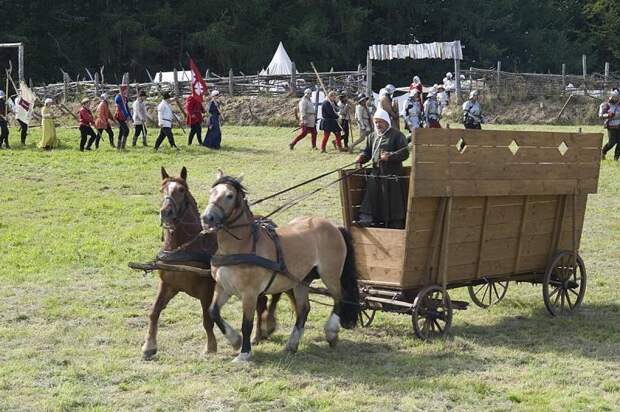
[
  {"x1": 454, "y1": 58, "x2": 461, "y2": 103},
  {"x1": 228, "y1": 68, "x2": 234, "y2": 96},
  {"x1": 582, "y1": 54, "x2": 587, "y2": 94},
  {"x1": 604, "y1": 62, "x2": 610, "y2": 91},
  {"x1": 328, "y1": 67, "x2": 334, "y2": 90},
  {"x1": 496, "y1": 61, "x2": 501, "y2": 89},
  {"x1": 366, "y1": 51, "x2": 373, "y2": 97},
  {"x1": 561, "y1": 63, "x2": 566, "y2": 89},
  {"x1": 290, "y1": 61, "x2": 296, "y2": 95},
  {"x1": 94, "y1": 72, "x2": 100, "y2": 96},
  {"x1": 205, "y1": 69, "x2": 210, "y2": 80},
  {"x1": 63, "y1": 74, "x2": 69, "y2": 103},
  {"x1": 173, "y1": 68, "x2": 180, "y2": 97}
]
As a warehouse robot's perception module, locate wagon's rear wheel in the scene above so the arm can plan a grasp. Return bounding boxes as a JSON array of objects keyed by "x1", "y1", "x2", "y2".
[
  {"x1": 543, "y1": 251, "x2": 586, "y2": 316},
  {"x1": 412, "y1": 285, "x2": 453, "y2": 340},
  {"x1": 468, "y1": 280, "x2": 509, "y2": 308}
]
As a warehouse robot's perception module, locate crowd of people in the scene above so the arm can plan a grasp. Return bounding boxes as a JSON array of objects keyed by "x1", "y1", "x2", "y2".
[
  {"x1": 0, "y1": 86, "x2": 224, "y2": 151},
  {"x1": 289, "y1": 72, "x2": 485, "y2": 153}
]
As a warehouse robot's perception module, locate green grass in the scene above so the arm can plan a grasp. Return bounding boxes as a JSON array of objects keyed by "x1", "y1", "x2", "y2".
[{"x1": 1, "y1": 124, "x2": 619, "y2": 411}]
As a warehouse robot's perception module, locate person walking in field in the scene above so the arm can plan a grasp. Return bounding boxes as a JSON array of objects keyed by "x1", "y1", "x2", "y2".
[
  {"x1": 290, "y1": 88, "x2": 317, "y2": 150},
  {"x1": 154, "y1": 92, "x2": 179, "y2": 151},
  {"x1": 78, "y1": 98, "x2": 98, "y2": 151},
  {"x1": 0, "y1": 90, "x2": 11, "y2": 149},
  {"x1": 600, "y1": 89, "x2": 620, "y2": 160},
  {"x1": 319, "y1": 90, "x2": 344, "y2": 152},
  {"x1": 338, "y1": 94, "x2": 352, "y2": 149},
  {"x1": 203, "y1": 90, "x2": 222, "y2": 149},
  {"x1": 95, "y1": 93, "x2": 115, "y2": 148},
  {"x1": 436, "y1": 84, "x2": 449, "y2": 114},
  {"x1": 132, "y1": 91, "x2": 150, "y2": 146},
  {"x1": 39, "y1": 98, "x2": 58, "y2": 150},
  {"x1": 379, "y1": 84, "x2": 400, "y2": 130},
  {"x1": 410, "y1": 76, "x2": 424, "y2": 106},
  {"x1": 402, "y1": 89, "x2": 423, "y2": 132},
  {"x1": 114, "y1": 84, "x2": 131, "y2": 150},
  {"x1": 424, "y1": 91, "x2": 441, "y2": 128},
  {"x1": 462, "y1": 90, "x2": 484, "y2": 129},
  {"x1": 443, "y1": 72, "x2": 455, "y2": 100},
  {"x1": 348, "y1": 94, "x2": 372, "y2": 152},
  {"x1": 185, "y1": 93, "x2": 204, "y2": 146},
  {"x1": 13, "y1": 94, "x2": 33, "y2": 145}
]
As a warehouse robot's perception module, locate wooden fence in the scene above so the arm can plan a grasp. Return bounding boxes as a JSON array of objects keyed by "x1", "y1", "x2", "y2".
[{"x1": 31, "y1": 68, "x2": 367, "y2": 103}]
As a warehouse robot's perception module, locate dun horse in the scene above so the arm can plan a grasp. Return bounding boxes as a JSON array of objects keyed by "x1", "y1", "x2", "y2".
[
  {"x1": 201, "y1": 170, "x2": 360, "y2": 362},
  {"x1": 142, "y1": 166, "x2": 283, "y2": 359}
]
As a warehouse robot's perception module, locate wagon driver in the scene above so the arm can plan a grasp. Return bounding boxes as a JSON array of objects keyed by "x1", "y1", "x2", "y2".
[{"x1": 355, "y1": 108, "x2": 409, "y2": 229}]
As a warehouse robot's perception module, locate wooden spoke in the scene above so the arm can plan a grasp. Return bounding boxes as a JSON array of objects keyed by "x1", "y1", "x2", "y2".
[{"x1": 468, "y1": 280, "x2": 509, "y2": 309}]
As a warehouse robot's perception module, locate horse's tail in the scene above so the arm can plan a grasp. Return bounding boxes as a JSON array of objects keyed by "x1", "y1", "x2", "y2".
[{"x1": 338, "y1": 227, "x2": 359, "y2": 329}]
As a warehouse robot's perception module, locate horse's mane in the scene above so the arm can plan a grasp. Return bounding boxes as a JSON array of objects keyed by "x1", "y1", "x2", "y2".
[{"x1": 212, "y1": 176, "x2": 247, "y2": 198}]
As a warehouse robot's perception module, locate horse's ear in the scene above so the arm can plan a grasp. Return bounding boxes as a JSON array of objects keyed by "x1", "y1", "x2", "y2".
[
  {"x1": 161, "y1": 167, "x2": 169, "y2": 180},
  {"x1": 180, "y1": 166, "x2": 187, "y2": 181},
  {"x1": 237, "y1": 173, "x2": 244, "y2": 183},
  {"x1": 216, "y1": 168, "x2": 224, "y2": 180}
]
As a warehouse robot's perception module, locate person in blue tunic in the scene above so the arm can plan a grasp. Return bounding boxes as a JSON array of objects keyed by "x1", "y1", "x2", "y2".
[{"x1": 203, "y1": 90, "x2": 222, "y2": 149}]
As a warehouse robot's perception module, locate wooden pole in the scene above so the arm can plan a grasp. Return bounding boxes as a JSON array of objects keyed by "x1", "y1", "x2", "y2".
[
  {"x1": 561, "y1": 63, "x2": 566, "y2": 90},
  {"x1": 173, "y1": 68, "x2": 180, "y2": 97},
  {"x1": 94, "y1": 72, "x2": 100, "y2": 96},
  {"x1": 290, "y1": 61, "x2": 296, "y2": 95},
  {"x1": 366, "y1": 51, "x2": 373, "y2": 97},
  {"x1": 496, "y1": 61, "x2": 501, "y2": 88},
  {"x1": 604, "y1": 62, "x2": 610, "y2": 91},
  {"x1": 582, "y1": 54, "x2": 587, "y2": 94},
  {"x1": 63, "y1": 74, "x2": 69, "y2": 104},
  {"x1": 18, "y1": 43, "x2": 24, "y2": 83},
  {"x1": 228, "y1": 68, "x2": 234, "y2": 96}
]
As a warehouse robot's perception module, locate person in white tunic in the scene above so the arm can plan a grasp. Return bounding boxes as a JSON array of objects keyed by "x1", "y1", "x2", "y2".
[
  {"x1": 462, "y1": 90, "x2": 484, "y2": 129},
  {"x1": 402, "y1": 89, "x2": 423, "y2": 132},
  {"x1": 132, "y1": 91, "x2": 151, "y2": 146},
  {"x1": 154, "y1": 92, "x2": 179, "y2": 151}
]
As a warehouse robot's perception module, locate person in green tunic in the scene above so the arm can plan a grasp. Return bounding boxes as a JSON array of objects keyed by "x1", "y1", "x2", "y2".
[
  {"x1": 39, "y1": 98, "x2": 59, "y2": 150},
  {"x1": 355, "y1": 108, "x2": 410, "y2": 229}
]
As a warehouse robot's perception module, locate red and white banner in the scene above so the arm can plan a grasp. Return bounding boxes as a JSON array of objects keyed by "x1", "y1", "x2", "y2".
[{"x1": 190, "y1": 58, "x2": 208, "y2": 102}]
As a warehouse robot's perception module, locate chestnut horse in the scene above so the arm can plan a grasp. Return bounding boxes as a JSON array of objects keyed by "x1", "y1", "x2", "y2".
[
  {"x1": 141, "y1": 166, "x2": 284, "y2": 359},
  {"x1": 201, "y1": 170, "x2": 359, "y2": 362}
]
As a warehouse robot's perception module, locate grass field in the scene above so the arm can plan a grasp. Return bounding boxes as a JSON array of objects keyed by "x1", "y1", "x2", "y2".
[{"x1": 1, "y1": 124, "x2": 619, "y2": 411}]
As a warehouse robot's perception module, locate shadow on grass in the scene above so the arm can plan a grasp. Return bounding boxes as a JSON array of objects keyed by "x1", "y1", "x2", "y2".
[{"x1": 451, "y1": 303, "x2": 620, "y2": 360}]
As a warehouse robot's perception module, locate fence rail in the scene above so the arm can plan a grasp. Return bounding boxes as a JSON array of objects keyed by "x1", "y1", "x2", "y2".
[{"x1": 31, "y1": 69, "x2": 367, "y2": 102}]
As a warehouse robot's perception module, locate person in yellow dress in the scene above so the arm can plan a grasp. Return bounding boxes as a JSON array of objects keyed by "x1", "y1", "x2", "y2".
[{"x1": 39, "y1": 98, "x2": 59, "y2": 149}]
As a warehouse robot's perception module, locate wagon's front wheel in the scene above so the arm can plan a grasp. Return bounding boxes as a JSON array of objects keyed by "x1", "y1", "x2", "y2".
[
  {"x1": 543, "y1": 251, "x2": 587, "y2": 316},
  {"x1": 412, "y1": 285, "x2": 453, "y2": 340},
  {"x1": 358, "y1": 308, "x2": 376, "y2": 328},
  {"x1": 468, "y1": 280, "x2": 509, "y2": 309}
]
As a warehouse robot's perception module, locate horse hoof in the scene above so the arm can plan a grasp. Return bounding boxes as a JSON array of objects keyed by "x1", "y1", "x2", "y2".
[
  {"x1": 232, "y1": 352, "x2": 252, "y2": 363},
  {"x1": 231, "y1": 335, "x2": 242, "y2": 351},
  {"x1": 202, "y1": 345, "x2": 217, "y2": 355},
  {"x1": 327, "y1": 337, "x2": 338, "y2": 348},
  {"x1": 142, "y1": 348, "x2": 157, "y2": 360}
]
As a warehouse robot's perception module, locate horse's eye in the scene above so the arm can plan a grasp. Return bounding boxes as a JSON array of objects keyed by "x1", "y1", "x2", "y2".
[
  {"x1": 226, "y1": 194, "x2": 234, "y2": 199},
  {"x1": 179, "y1": 187, "x2": 185, "y2": 193}
]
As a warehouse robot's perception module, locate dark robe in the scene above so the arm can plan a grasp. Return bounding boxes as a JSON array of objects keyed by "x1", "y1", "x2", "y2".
[
  {"x1": 203, "y1": 101, "x2": 221, "y2": 149},
  {"x1": 359, "y1": 127, "x2": 409, "y2": 228},
  {"x1": 319, "y1": 100, "x2": 342, "y2": 133}
]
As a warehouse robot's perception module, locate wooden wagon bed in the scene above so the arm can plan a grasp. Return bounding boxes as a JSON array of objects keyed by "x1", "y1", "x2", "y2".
[{"x1": 339, "y1": 128, "x2": 602, "y2": 337}]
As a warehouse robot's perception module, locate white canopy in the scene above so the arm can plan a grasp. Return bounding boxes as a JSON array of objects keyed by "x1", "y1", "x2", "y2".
[{"x1": 260, "y1": 42, "x2": 296, "y2": 75}]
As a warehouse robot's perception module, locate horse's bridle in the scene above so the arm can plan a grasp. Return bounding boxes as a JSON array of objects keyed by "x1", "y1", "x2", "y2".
[
  {"x1": 206, "y1": 186, "x2": 253, "y2": 236},
  {"x1": 160, "y1": 188, "x2": 190, "y2": 230}
]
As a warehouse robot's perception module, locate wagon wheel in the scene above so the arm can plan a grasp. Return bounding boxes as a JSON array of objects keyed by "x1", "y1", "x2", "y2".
[
  {"x1": 467, "y1": 280, "x2": 509, "y2": 309},
  {"x1": 358, "y1": 308, "x2": 376, "y2": 328},
  {"x1": 411, "y1": 285, "x2": 453, "y2": 340},
  {"x1": 543, "y1": 251, "x2": 587, "y2": 316}
]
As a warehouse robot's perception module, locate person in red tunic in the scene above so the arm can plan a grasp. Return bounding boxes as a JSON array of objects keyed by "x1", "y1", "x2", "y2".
[
  {"x1": 409, "y1": 75, "x2": 424, "y2": 106},
  {"x1": 78, "y1": 98, "x2": 98, "y2": 151},
  {"x1": 185, "y1": 95, "x2": 204, "y2": 145}
]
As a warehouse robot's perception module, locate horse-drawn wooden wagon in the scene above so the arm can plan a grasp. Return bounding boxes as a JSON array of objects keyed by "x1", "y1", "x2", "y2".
[{"x1": 337, "y1": 128, "x2": 602, "y2": 339}]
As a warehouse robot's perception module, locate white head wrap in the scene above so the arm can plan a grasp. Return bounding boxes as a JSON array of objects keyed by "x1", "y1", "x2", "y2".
[
  {"x1": 470, "y1": 90, "x2": 480, "y2": 99},
  {"x1": 44, "y1": 98, "x2": 53, "y2": 105},
  {"x1": 610, "y1": 89, "x2": 620, "y2": 98},
  {"x1": 211, "y1": 90, "x2": 220, "y2": 97},
  {"x1": 413, "y1": 76, "x2": 421, "y2": 84},
  {"x1": 373, "y1": 108, "x2": 391, "y2": 126},
  {"x1": 303, "y1": 88, "x2": 312, "y2": 95},
  {"x1": 385, "y1": 84, "x2": 396, "y2": 94},
  {"x1": 378, "y1": 87, "x2": 388, "y2": 97},
  {"x1": 446, "y1": 72, "x2": 453, "y2": 79},
  {"x1": 100, "y1": 93, "x2": 108, "y2": 99}
]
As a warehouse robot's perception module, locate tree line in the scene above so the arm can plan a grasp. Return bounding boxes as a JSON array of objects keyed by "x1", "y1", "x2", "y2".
[{"x1": 0, "y1": 0, "x2": 618, "y2": 87}]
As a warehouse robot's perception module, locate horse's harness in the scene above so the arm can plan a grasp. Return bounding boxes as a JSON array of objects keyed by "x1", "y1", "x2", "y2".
[{"x1": 209, "y1": 197, "x2": 293, "y2": 295}]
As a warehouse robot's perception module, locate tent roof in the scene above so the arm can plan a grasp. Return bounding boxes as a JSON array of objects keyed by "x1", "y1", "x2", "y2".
[{"x1": 260, "y1": 42, "x2": 296, "y2": 75}]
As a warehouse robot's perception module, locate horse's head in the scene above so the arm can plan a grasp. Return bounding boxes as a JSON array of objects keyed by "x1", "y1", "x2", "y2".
[
  {"x1": 202, "y1": 169, "x2": 247, "y2": 232},
  {"x1": 160, "y1": 166, "x2": 190, "y2": 228}
]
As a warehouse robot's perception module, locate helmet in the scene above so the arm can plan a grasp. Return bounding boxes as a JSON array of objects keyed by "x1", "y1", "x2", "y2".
[
  {"x1": 303, "y1": 88, "x2": 312, "y2": 95},
  {"x1": 211, "y1": 90, "x2": 220, "y2": 97},
  {"x1": 610, "y1": 89, "x2": 620, "y2": 98},
  {"x1": 446, "y1": 72, "x2": 453, "y2": 79},
  {"x1": 470, "y1": 90, "x2": 480, "y2": 99},
  {"x1": 385, "y1": 84, "x2": 396, "y2": 94},
  {"x1": 44, "y1": 98, "x2": 53, "y2": 105}
]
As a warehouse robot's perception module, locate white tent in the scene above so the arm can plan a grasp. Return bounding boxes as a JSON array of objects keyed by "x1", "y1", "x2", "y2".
[
  {"x1": 153, "y1": 70, "x2": 193, "y2": 83},
  {"x1": 260, "y1": 42, "x2": 296, "y2": 75}
]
